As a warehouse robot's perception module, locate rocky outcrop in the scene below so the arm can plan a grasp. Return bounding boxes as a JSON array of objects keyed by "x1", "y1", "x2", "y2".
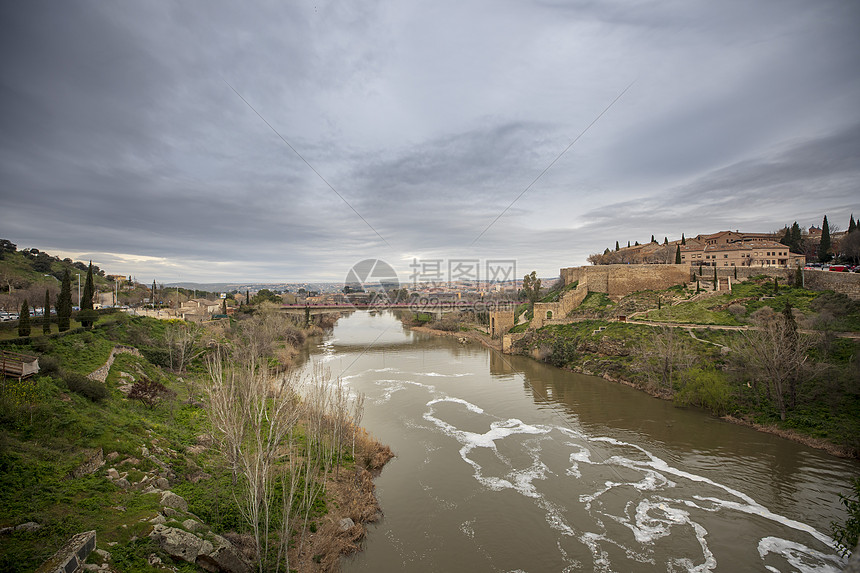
[{"x1": 149, "y1": 525, "x2": 251, "y2": 573}]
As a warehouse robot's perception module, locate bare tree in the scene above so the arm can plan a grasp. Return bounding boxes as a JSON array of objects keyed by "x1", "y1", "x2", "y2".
[
  {"x1": 732, "y1": 305, "x2": 818, "y2": 420},
  {"x1": 633, "y1": 326, "x2": 696, "y2": 392}
]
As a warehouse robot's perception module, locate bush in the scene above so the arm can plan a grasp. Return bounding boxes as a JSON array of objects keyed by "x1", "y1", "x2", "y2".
[
  {"x1": 38, "y1": 355, "x2": 61, "y2": 376},
  {"x1": 140, "y1": 346, "x2": 171, "y2": 368},
  {"x1": 727, "y1": 304, "x2": 746, "y2": 321},
  {"x1": 63, "y1": 371, "x2": 107, "y2": 402},
  {"x1": 128, "y1": 376, "x2": 175, "y2": 408},
  {"x1": 674, "y1": 367, "x2": 733, "y2": 416},
  {"x1": 832, "y1": 477, "x2": 860, "y2": 557}
]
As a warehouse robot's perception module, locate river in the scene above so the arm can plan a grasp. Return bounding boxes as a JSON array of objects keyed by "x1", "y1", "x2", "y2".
[{"x1": 305, "y1": 311, "x2": 857, "y2": 572}]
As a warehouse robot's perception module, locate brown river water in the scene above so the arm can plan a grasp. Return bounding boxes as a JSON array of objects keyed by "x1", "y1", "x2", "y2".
[{"x1": 302, "y1": 311, "x2": 858, "y2": 572}]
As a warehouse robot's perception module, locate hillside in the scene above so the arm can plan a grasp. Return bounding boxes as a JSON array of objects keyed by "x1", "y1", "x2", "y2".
[{"x1": 0, "y1": 312, "x2": 390, "y2": 572}]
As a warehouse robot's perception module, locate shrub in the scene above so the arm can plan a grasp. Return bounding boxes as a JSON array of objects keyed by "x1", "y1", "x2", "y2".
[
  {"x1": 727, "y1": 304, "x2": 746, "y2": 321},
  {"x1": 674, "y1": 367, "x2": 733, "y2": 416},
  {"x1": 128, "y1": 376, "x2": 175, "y2": 409},
  {"x1": 38, "y1": 355, "x2": 61, "y2": 376},
  {"x1": 140, "y1": 347, "x2": 171, "y2": 367},
  {"x1": 831, "y1": 477, "x2": 860, "y2": 557},
  {"x1": 63, "y1": 371, "x2": 107, "y2": 402}
]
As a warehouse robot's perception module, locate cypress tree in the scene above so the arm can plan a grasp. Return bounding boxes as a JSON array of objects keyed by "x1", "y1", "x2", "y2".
[
  {"x1": 818, "y1": 216, "x2": 832, "y2": 262},
  {"x1": 221, "y1": 298, "x2": 227, "y2": 315},
  {"x1": 696, "y1": 280, "x2": 700, "y2": 293},
  {"x1": 151, "y1": 279, "x2": 157, "y2": 306},
  {"x1": 18, "y1": 300, "x2": 31, "y2": 337},
  {"x1": 794, "y1": 265, "x2": 803, "y2": 287},
  {"x1": 734, "y1": 266, "x2": 738, "y2": 280},
  {"x1": 713, "y1": 267, "x2": 718, "y2": 290},
  {"x1": 849, "y1": 214, "x2": 857, "y2": 234},
  {"x1": 615, "y1": 241, "x2": 620, "y2": 251},
  {"x1": 780, "y1": 228, "x2": 791, "y2": 247},
  {"x1": 675, "y1": 245, "x2": 681, "y2": 264},
  {"x1": 681, "y1": 233, "x2": 686, "y2": 245},
  {"x1": 651, "y1": 235, "x2": 656, "y2": 243},
  {"x1": 43, "y1": 289, "x2": 51, "y2": 334},
  {"x1": 80, "y1": 261, "x2": 95, "y2": 329},
  {"x1": 635, "y1": 241, "x2": 640, "y2": 246},
  {"x1": 790, "y1": 222, "x2": 802, "y2": 252},
  {"x1": 663, "y1": 237, "x2": 668, "y2": 245},
  {"x1": 58, "y1": 269, "x2": 71, "y2": 331},
  {"x1": 773, "y1": 277, "x2": 779, "y2": 293},
  {"x1": 627, "y1": 241, "x2": 631, "y2": 248},
  {"x1": 246, "y1": 290, "x2": 250, "y2": 305}
]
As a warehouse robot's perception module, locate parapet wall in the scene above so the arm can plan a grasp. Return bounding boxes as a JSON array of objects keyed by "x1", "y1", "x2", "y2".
[{"x1": 560, "y1": 265, "x2": 689, "y2": 299}]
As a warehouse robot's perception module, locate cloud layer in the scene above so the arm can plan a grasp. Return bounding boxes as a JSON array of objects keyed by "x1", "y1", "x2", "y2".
[{"x1": 2, "y1": 0, "x2": 858, "y2": 282}]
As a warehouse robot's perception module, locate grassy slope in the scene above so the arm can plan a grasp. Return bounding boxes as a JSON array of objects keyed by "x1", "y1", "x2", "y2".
[{"x1": 520, "y1": 278, "x2": 860, "y2": 455}]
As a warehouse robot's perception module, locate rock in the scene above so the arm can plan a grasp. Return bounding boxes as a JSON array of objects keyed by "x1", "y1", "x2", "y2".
[
  {"x1": 15, "y1": 522, "x2": 42, "y2": 532},
  {"x1": 155, "y1": 477, "x2": 169, "y2": 489},
  {"x1": 149, "y1": 515, "x2": 166, "y2": 525},
  {"x1": 197, "y1": 534, "x2": 252, "y2": 573},
  {"x1": 82, "y1": 564, "x2": 101, "y2": 571},
  {"x1": 141, "y1": 446, "x2": 149, "y2": 457},
  {"x1": 160, "y1": 491, "x2": 188, "y2": 512},
  {"x1": 115, "y1": 478, "x2": 131, "y2": 489},
  {"x1": 70, "y1": 448, "x2": 105, "y2": 479},
  {"x1": 141, "y1": 486, "x2": 161, "y2": 494},
  {"x1": 0, "y1": 527, "x2": 12, "y2": 536},
  {"x1": 106, "y1": 468, "x2": 119, "y2": 480},
  {"x1": 94, "y1": 549, "x2": 111, "y2": 560},
  {"x1": 338, "y1": 517, "x2": 355, "y2": 532},
  {"x1": 162, "y1": 507, "x2": 181, "y2": 518},
  {"x1": 147, "y1": 553, "x2": 162, "y2": 566},
  {"x1": 149, "y1": 525, "x2": 203, "y2": 564},
  {"x1": 183, "y1": 519, "x2": 203, "y2": 532}
]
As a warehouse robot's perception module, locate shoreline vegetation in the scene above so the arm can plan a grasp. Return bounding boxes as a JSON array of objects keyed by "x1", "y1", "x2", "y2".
[
  {"x1": 0, "y1": 305, "x2": 393, "y2": 572},
  {"x1": 403, "y1": 275, "x2": 860, "y2": 460}
]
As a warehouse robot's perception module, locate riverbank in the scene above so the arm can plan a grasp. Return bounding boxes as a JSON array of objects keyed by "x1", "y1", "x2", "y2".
[{"x1": 412, "y1": 321, "x2": 859, "y2": 459}]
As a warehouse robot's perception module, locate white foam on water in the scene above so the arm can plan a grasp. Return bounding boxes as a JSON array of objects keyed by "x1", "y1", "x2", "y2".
[
  {"x1": 460, "y1": 519, "x2": 475, "y2": 539},
  {"x1": 757, "y1": 536, "x2": 845, "y2": 572},
  {"x1": 418, "y1": 371, "x2": 472, "y2": 377}
]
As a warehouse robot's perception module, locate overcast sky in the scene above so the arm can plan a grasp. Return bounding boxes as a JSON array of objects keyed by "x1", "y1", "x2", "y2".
[{"x1": 2, "y1": 1, "x2": 859, "y2": 285}]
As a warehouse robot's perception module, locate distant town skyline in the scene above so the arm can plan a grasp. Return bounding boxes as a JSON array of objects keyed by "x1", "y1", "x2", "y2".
[{"x1": 2, "y1": 1, "x2": 858, "y2": 283}]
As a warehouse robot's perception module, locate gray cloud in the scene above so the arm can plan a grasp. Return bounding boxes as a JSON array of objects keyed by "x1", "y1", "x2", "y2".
[{"x1": 1, "y1": 0, "x2": 858, "y2": 282}]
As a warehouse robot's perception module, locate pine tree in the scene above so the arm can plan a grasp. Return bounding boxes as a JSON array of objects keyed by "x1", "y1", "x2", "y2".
[
  {"x1": 675, "y1": 245, "x2": 681, "y2": 264},
  {"x1": 43, "y1": 289, "x2": 51, "y2": 334},
  {"x1": 58, "y1": 270, "x2": 71, "y2": 332},
  {"x1": 80, "y1": 261, "x2": 95, "y2": 329},
  {"x1": 780, "y1": 228, "x2": 791, "y2": 247},
  {"x1": 18, "y1": 300, "x2": 31, "y2": 337},
  {"x1": 681, "y1": 233, "x2": 686, "y2": 245},
  {"x1": 849, "y1": 214, "x2": 857, "y2": 234},
  {"x1": 615, "y1": 241, "x2": 620, "y2": 251},
  {"x1": 819, "y1": 216, "x2": 832, "y2": 263}
]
